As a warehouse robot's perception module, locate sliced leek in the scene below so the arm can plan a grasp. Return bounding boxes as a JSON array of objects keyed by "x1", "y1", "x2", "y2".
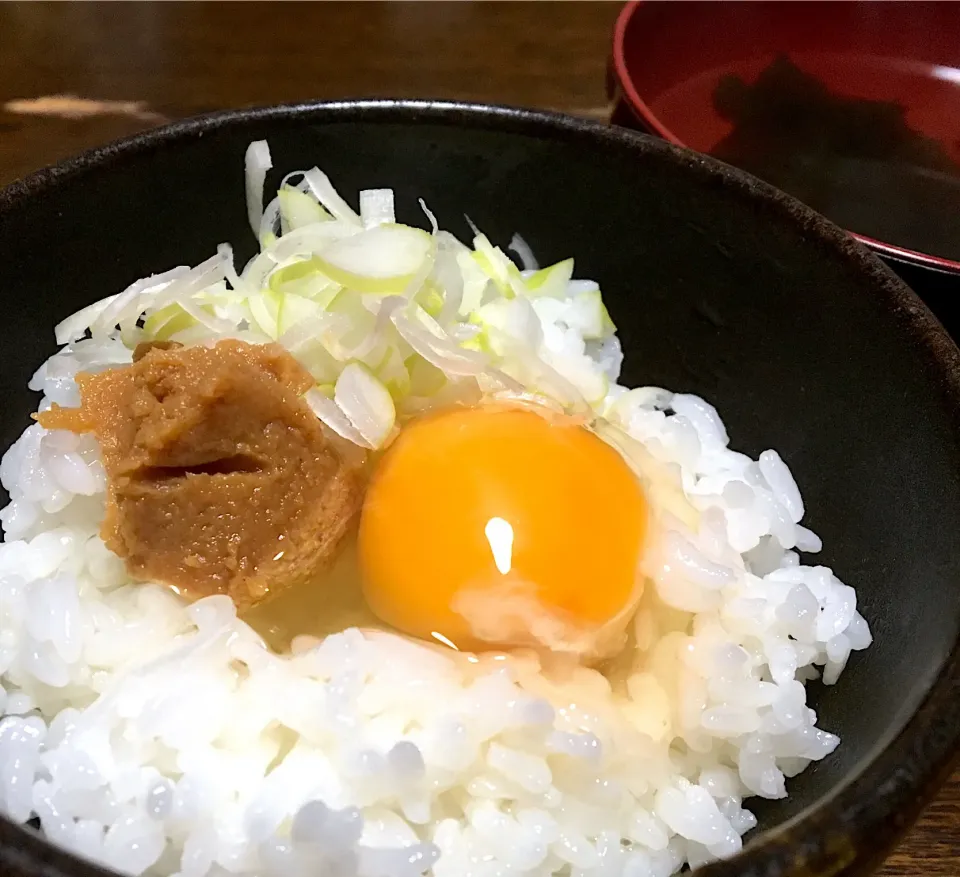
[
  {"x1": 316, "y1": 225, "x2": 432, "y2": 294},
  {"x1": 55, "y1": 139, "x2": 625, "y2": 451}
]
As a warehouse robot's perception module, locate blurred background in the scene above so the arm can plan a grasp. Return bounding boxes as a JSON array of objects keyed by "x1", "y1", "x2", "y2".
[{"x1": 0, "y1": 2, "x2": 617, "y2": 185}]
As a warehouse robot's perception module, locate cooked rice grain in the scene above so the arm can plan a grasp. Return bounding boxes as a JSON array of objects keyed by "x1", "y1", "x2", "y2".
[{"x1": 0, "y1": 343, "x2": 871, "y2": 877}]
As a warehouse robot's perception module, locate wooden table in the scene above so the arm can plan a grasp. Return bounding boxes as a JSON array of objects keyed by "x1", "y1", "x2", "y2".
[{"x1": 0, "y1": 3, "x2": 955, "y2": 875}]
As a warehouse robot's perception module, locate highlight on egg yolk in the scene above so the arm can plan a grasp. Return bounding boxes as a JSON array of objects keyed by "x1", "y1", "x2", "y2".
[{"x1": 357, "y1": 405, "x2": 648, "y2": 653}]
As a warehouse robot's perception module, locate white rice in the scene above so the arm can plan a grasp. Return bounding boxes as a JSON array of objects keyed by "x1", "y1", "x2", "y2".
[{"x1": 0, "y1": 340, "x2": 871, "y2": 877}]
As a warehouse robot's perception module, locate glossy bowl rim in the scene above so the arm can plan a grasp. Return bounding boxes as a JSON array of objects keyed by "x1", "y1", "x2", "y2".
[
  {"x1": 610, "y1": 0, "x2": 960, "y2": 276},
  {"x1": 1, "y1": 98, "x2": 960, "y2": 877}
]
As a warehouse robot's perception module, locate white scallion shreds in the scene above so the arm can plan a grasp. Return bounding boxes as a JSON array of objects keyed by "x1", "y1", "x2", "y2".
[
  {"x1": 45, "y1": 143, "x2": 628, "y2": 447},
  {"x1": 334, "y1": 364, "x2": 396, "y2": 449},
  {"x1": 360, "y1": 189, "x2": 396, "y2": 229},
  {"x1": 244, "y1": 140, "x2": 273, "y2": 237}
]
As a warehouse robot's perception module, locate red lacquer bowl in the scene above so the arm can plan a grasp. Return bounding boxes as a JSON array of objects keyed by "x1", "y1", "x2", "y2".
[{"x1": 610, "y1": 1, "x2": 960, "y2": 278}]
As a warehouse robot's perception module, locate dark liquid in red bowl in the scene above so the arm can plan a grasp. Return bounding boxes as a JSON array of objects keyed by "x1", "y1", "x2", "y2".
[
  {"x1": 686, "y1": 55, "x2": 960, "y2": 263},
  {"x1": 615, "y1": 2, "x2": 960, "y2": 267}
]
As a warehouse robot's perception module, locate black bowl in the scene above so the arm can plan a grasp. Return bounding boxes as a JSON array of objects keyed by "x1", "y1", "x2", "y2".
[{"x1": 1, "y1": 100, "x2": 960, "y2": 877}]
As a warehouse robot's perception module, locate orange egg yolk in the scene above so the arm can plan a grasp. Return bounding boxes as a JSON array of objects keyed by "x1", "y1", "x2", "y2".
[{"x1": 357, "y1": 405, "x2": 648, "y2": 652}]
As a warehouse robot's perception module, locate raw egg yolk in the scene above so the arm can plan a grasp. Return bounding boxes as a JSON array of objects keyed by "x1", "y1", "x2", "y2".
[{"x1": 357, "y1": 405, "x2": 647, "y2": 651}]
